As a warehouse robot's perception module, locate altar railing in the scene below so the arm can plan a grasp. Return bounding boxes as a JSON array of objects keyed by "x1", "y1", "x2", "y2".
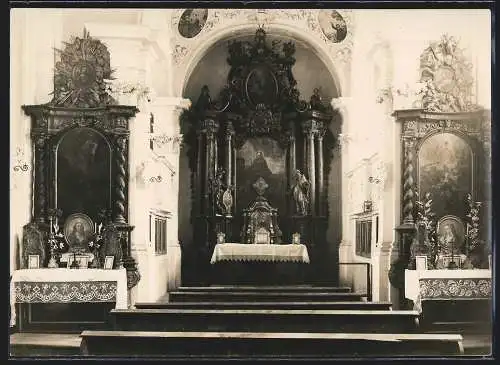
[{"x1": 339, "y1": 262, "x2": 372, "y2": 302}]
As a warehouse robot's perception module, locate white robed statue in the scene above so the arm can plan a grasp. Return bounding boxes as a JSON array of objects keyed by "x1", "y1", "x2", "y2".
[{"x1": 291, "y1": 169, "x2": 310, "y2": 216}]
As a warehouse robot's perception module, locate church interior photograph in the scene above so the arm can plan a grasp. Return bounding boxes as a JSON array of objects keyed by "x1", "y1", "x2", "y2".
[{"x1": 9, "y1": 7, "x2": 493, "y2": 359}]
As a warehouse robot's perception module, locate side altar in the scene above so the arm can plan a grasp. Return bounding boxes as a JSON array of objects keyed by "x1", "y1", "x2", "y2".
[
  {"x1": 181, "y1": 28, "x2": 338, "y2": 285},
  {"x1": 390, "y1": 35, "x2": 492, "y2": 329},
  {"x1": 12, "y1": 32, "x2": 141, "y2": 333}
]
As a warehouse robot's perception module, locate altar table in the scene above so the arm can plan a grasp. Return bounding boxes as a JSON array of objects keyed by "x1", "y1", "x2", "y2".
[
  {"x1": 404, "y1": 269, "x2": 492, "y2": 314},
  {"x1": 210, "y1": 244, "x2": 310, "y2": 285},
  {"x1": 10, "y1": 268, "x2": 127, "y2": 331},
  {"x1": 210, "y1": 243, "x2": 310, "y2": 264}
]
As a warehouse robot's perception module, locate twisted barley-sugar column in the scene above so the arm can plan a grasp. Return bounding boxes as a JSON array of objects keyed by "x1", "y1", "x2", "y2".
[
  {"x1": 402, "y1": 138, "x2": 415, "y2": 224},
  {"x1": 114, "y1": 135, "x2": 128, "y2": 224},
  {"x1": 34, "y1": 135, "x2": 48, "y2": 224}
]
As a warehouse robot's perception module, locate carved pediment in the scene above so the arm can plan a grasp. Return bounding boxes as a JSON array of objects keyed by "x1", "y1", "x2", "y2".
[
  {"x1": 193, "y1": 28, "x2": 310, "y2": 143},
  {"x1": 51, "y1": 30, "x2": 117, "y2": 108},
  {"x1": 417, "y1": 34, "x2": 480, "y2": 113}
]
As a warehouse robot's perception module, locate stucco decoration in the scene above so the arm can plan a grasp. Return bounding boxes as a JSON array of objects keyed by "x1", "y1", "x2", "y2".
[
  {"x1": 416, "y1": 34, "x2": 479, "y2": 112},
  {"x1": 170, "y1": 9, "x2": 355, "y2": 71}
]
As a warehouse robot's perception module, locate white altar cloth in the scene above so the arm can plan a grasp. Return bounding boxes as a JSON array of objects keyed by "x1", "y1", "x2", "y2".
[
  {"x1": 210, "y1": 243, "x2": 310, "y2": 264},
  {"x1": 404, "y1": 269, "x2": 492, "y2": 313},
  {"x1": 10, "y1": 268, "x2": 127, "y2": 327}
]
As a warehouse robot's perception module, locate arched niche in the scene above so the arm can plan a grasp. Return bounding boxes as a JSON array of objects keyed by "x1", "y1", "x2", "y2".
[{"x1": 55, "y1": 127, "x2": 113, "y2": 222}]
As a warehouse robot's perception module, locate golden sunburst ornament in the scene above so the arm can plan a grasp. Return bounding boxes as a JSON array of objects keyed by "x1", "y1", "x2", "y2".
[{"x1": 51, "y1": 30, "x2": 116, "y2": 108}]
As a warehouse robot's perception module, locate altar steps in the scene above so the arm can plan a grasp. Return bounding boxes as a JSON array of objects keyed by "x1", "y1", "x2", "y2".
[
  {"x1": 9, "y1": 333, "x2": 81, "y2": 357},
  {"x1": 135, "y1": 301, "x2": 393, "y2": 311},
  {"x1": 79, "y1": 330, "x2": 464, "y2": 357},
  {"x1": 176, "y1": 286, "x2": 352, "y2": 293},
  {"x1": 108, "y1": 308, "x2": 420, "y2": 333},
  {"x1": 168, "y1": 290, "x2": 366, "y2": 302}
]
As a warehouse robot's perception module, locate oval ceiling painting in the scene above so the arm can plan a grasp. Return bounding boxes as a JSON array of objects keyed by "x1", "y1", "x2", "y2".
[
  {"x1": 318, "y1": 10, "x2": 348, "y2": 43},
  {"x1": 178, "y1": 9, "x2": 208, "y2": 39}
]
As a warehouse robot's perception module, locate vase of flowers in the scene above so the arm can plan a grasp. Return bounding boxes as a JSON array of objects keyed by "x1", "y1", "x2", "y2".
[
  {"x1": 88, "y1": 224, "x2": 104, "y2": 268},
  {"x1": 47, "y1": 208, "x2": 64, "y2": 268}
]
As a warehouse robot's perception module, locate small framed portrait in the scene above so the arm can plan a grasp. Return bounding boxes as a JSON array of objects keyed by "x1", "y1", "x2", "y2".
[
  {"x1": 77, "y1": 255, "x2": 89, "y2": 269},
  {"x1": 63, "y1": 213, "x2": 94, "y2": 251},
  {"x1": 292, "y1": 233, "x2": 301, "y2": 245},
  {"x1": 437, "y1": 215, "x2": 466, "y2": 255},
  {"x1": 104, "y1": 256, "x2": 115, "y2": 270},
  {"x1": 28, "y1": 255, "x2": 40, "y2": 269},
  {"x1": 415, "y1": 256, "x2": 428, "y2": 271},
  {"x1": 67, "y1": 254, "x2": 90, "y2": 269},
  {"x1": 217, "y1": 232, "x2": 226, "y2": 245}
]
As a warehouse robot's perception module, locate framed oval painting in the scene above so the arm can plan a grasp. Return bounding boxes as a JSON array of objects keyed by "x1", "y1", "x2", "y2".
[
  {"x1": 178, "y1": 9, "x2": 208, "y2": 38},
  {"x1": 64, "y1": 213, "x2": 94, "y2": 251},
  {"x1": 318, "y1": 10, "x2": 348, "y2": 43},
  {"x1": 245, "y1": 65, "x2": 278, "y2": 107}
]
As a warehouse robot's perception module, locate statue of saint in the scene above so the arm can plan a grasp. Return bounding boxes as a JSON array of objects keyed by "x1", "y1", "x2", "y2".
[
  {"x1": 291, "y1": 169, "x2": 310, "y2": 216},
  {"x1": 210, "y1": 168, "x2": 226, "y2": 216}
]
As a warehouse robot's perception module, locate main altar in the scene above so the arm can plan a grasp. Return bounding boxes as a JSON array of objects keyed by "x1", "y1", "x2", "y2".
[{"x1": 181, "y1": 28, "x2": 338, "y2": 285}]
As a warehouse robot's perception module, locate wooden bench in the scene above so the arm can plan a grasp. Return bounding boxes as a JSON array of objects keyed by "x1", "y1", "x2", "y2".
[
  {"x1": 176, "y1": 286, "x2": 353, "y2": 293},
  {"x1": 80, "y1": 330, "x2": 464, "y2": 357},
  {"x1": 134, "y1": 301, "x2": 392, "y2": 311},
  {"x1": 109, "y1": 308, "x2": 419, "y2": 333},
  {"x1": 168, "y1": 291, "x2": 365, "y2": 302}
]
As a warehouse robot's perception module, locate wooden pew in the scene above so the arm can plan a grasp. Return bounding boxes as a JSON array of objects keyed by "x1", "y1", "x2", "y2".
[
  {"x1": 80, "y1": 330, "x2": 464, "y2": 357},
  {"x1": 168, "y1": 290, "x2": 366, "y2": 302},
  {"x1": 134, "y1": 301, "x2": 393, "y2": 311},
  {"x1": 109, "y1": 308, "x2": 419, "y2": 333}
]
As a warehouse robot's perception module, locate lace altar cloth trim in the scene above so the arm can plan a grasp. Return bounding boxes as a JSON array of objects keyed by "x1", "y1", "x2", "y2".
[
  {"x1": 10, "y1": 268, "x2": 128, "y2": 327},
  {"x1": 14, "y1": 281, "x2": 117, "y2": 303},
  {"x1": 419, "y1": 278, "x2": 492, "y2": 299},
  {"x1": 210, "y1": 243, "x2": 310, "y2": 264}
]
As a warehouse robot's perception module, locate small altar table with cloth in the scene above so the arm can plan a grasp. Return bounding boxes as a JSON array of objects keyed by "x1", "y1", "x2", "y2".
[
  {"x1": 210, "y1": 244, "x2": 310, "y2": 285},
  {"x1": 404, "y1": 269, "x2": 492, "y2": 325},
  {"x1": 10, "y1": 268, "x2": 127, "y2": 333}
]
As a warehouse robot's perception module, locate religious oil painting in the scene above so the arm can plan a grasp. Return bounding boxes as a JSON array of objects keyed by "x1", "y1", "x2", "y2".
[
  {"x1": 178, "y1": 9, "x2": 208, "y2": 38},
  {"x1": 57, "y1": 127, "x2": 112, "y2": 222},
  {"x1": 437, "y1": 215, "x2": 466, "y2": 255},
  {"x1": 418, "y1": 132, "x2": 473, "y2": 220},
  {"x1": 245, "y1": 65, "x2": 278, "y2": 106},
  {"x1": 318, "y1": 10, "x2": 348, "y2": 43},
  {"x1": 63, "y1": 213, "x2": 94, "y2": 251},
  {"x1": 236, "y1": 137, "x2": 286, "y2": 215}
]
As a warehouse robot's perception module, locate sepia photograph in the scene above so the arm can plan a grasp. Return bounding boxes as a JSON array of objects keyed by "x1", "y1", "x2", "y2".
[{"x1": 9, "y1": 2, "x2": 493, "y2": 360}]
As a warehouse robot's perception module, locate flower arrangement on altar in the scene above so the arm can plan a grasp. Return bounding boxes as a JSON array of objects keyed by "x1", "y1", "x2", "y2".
[
  {"x1": 408, "y1": 191, "x2": 438, "y2": 269},
  {"x1": 47, "y1": 208, "x2": 64, "y2": 268},
  {"x1": 464, "y1": 194, "x2": 489, "y2": 269}
]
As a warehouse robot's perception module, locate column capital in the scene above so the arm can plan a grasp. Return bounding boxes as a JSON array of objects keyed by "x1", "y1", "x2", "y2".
[
  {"x1": 330, "y1": 96, "x2": 352, "y2": 115},
  {"x1": 150, "y1": 97, "x2": 191, "y2": 111}
]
